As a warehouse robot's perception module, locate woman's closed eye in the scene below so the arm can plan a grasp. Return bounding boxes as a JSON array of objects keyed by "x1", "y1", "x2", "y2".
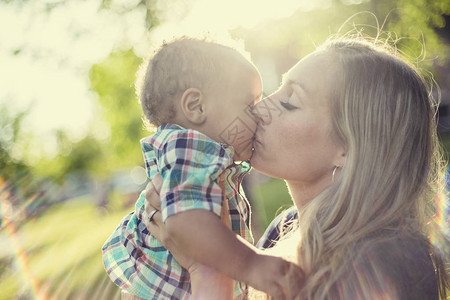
[
  {"x1": 276, "y1": 85, "x2": 299, "y2": 110},
  {"x1": 280, "y1": 101, "x2": 298, "y2": 110}
]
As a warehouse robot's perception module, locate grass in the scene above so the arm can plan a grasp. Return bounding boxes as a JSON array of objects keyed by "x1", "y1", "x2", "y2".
[{"x1": 0, "y1": 195, "x2": 126, "y2": 299}]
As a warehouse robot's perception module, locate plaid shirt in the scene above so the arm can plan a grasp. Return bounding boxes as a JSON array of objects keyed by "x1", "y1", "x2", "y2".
[{"x1": 102, "y1": 124, "x2": 253, "y2": 299}]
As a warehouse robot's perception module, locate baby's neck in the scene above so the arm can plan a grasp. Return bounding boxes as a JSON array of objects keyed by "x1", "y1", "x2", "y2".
[{"x1": 169, "y1": 117, "x2": 205, "y2": 134}]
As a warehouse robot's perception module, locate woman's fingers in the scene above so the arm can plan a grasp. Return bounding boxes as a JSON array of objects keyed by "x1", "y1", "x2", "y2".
[
  {"x1": 146, "y1": 215, "x2": 161, "y2": 239},
  {"x1": 146, "y1": 214, "x2": 195, "y2": 270},
  {"x1": 153, "y1": 173, "x2": 163, "y2": 191},
  {"x1": 143, "y1": 172, "x2": 195, "y2": 270},
  {"x1": 286, "y1": 264, "x2": 305, "y2": 299},
  {"x1": 143, "y1": 174, "x2": 163, "y2": 230},
  {"x1": 143, "y1": 175, "x2": 197, "y2": 272},
  {"x1": 145, "y1": 210, "x2": 165, "y2": 241},
  {"x1": 150, "y1": 209, "x2": 163, "y2": 227},
  {"x1": 145, "y1": 179, "x2": 162, "y2": 211}
]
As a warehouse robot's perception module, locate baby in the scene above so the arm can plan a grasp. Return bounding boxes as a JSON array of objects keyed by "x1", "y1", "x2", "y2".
[{"x1": 102, "y1": 37, "x2": 300, "y2": 299}]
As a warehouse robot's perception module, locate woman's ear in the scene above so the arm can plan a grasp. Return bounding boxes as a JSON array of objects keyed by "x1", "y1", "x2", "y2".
[
  {"x1": 180, "y1": 88, "x2": 207, "y2": 125},
  {"x1": 335, "y1": 149, "x2": 347, "y2": 168}
]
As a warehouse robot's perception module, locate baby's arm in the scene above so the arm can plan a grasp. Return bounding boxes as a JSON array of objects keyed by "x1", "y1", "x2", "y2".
[{"x1": 165, "y1": 209, "x2": 303, "y2": 298}]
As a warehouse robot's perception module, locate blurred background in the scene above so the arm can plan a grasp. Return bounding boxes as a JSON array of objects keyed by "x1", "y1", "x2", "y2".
[{"x1": 0, "y1": 0, "x2": 449, "y2": 299}]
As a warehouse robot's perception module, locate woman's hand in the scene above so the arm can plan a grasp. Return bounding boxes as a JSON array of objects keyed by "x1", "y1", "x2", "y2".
[
  {"x1": 143, "y1": 174, "x2": 234, "y2": 299},
  {"x1": 245, "y1": 253, "x2": 304, "y2": 299},
  {"x1": 143, "y1": 174, "x2": 195, "y2": 270}
]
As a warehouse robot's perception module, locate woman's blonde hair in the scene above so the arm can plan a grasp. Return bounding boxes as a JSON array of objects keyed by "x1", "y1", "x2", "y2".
[{"x1": 292, "y1": 37, "x2": 448, "y2": 299}]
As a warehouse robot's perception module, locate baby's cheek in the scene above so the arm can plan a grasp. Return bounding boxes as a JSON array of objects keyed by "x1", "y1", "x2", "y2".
[{"x1": 239, "y1": 115, "x2": 257, "y2": 138}]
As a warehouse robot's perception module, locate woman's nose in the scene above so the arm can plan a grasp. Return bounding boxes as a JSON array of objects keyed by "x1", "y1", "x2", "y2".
[{"x1": 252, "y1": 97, "x2": 275, "y2": 125}]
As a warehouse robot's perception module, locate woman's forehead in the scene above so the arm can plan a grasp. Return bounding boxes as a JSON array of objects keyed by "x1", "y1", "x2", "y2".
[
  {"x1": 289, "y1": 51, "x2": 328, "y2": 73},
  {"x1": 284, "y1": 52, "x2": 333, "y2": 86}
]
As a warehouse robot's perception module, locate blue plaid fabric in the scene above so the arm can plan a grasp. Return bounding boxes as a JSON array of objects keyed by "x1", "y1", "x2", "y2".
[
  {"x1": 102, "y1": 124, "x2": 253, "y2": 299},
  {"x1": 256, "y1": 206, "x2": 299, "y2": 250}
]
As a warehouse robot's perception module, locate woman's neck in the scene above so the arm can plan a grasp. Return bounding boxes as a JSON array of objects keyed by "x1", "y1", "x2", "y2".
[{"x1": 286, "y1": 178, "x2": 332, "y2": 209}]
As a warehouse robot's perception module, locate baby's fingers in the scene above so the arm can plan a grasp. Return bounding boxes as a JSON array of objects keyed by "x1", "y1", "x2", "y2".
[{"x1": 145, "y1": 178, "x2": 162, "y2": 211}]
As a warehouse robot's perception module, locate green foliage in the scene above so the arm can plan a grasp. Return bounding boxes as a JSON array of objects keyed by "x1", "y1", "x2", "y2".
[
  {"x1": 6, "y1": 0, "x2": 450, "y2": 179},
  {"x1": 439, "y1": 133, "x2": 450, "y2": 161},
  {"x1": 100, "y1": 0, "x2": 163, "y2": 29},
  {"x1": 242, "y1": 0, "x2": 450, "y2": 75},
  {"x1": 251, "y1": 178, "x2": 293, "y2": 229},
  {"x1": 381, "y1": 0, "x2": 450, "y2": 64},
  {"x1": 33, "y1": 132, "x2": 105, "y2": 182},
  {"x1": 0, "y1": 105, "x2": 30, "y2": 182},
  {"x1": 89, "y1": 49, "x2": 149, "y2": 170}
]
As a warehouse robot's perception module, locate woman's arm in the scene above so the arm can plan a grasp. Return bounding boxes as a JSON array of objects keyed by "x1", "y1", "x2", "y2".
[
  {"x1": 147, "y1": 214, "x2": 235, "y2": 299},
  {"x1": 190, "y1": 265, "x2": 234, "y2": 300},
  {"x1": 144, "y1": 178, "x2": 234, "y2": 299},
  {"x1": 147, "y1": 215, "x2": 235, "y2": 299}
]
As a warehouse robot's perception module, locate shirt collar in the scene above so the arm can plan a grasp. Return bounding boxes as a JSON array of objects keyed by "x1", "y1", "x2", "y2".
[{"x1": 157, "y1": 123, "x2": 236, "y2": 157}]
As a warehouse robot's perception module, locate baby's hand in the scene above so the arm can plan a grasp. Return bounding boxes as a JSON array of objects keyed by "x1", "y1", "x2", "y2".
[{"x1": 245, "y1": 253, "x2": 304, "y2": 299}]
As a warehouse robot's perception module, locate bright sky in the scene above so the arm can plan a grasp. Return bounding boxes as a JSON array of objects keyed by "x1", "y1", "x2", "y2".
[{"x1": 1, "y1": 0, "x2": 323, "y2": 158}]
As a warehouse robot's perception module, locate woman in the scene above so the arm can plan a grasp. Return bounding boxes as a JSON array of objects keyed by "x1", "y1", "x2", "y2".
[{"x1": 145, "y1": 37, "x2": 449, "y2": 299}]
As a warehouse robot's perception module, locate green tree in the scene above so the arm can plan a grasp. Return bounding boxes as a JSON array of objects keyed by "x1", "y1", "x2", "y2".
[
  {"x1": 99, "y1": 0, "x2": 163, "y2": 29},
  {"x1": 33, "y1": 50, "x2": 149, "y2": 181},
  {"x1": 242, "y1": 0, "x2": 450, "y2": 71},
  {"x1": 0, "y1": 105, "x2": 30, "y2": 183},
  {"x1": 33, "y1": 131, "x2": 105, "y2": 182},
  {"x1": 89, "y1": 49, "x2": 148, "y2": 170}
]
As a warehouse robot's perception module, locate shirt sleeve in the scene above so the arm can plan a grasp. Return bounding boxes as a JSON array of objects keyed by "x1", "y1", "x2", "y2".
[
  {"x1": 154, "y1": 129, "x2": 233, "y2": 222},
  {"x1": 256, "y1": 206, "x2": 298, "y2": 249}
]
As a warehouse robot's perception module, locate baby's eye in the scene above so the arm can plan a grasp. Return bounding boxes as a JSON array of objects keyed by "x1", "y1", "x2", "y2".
[{"x1": 279, "y1": 101, "x2": 298, "y2": 110}]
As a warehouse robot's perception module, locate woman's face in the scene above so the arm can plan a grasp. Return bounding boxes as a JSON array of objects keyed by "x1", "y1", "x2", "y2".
[{"x1": 251, "y1": 51, "x2": 345, "y2": 189}]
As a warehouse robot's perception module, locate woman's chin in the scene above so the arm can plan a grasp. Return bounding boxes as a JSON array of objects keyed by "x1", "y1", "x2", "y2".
[{"x1": 250, "y1": 149, "x2": 276, "y2": 177}]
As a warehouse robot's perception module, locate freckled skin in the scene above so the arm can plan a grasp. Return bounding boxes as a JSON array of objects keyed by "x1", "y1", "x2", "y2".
[{"x1": 251, "y1": 52, "x2": 345, "y2": 200}]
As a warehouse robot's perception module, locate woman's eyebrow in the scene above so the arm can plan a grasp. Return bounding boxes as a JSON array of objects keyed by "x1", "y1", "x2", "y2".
[
  {"x1": 287, "y1": 79, "x2": 309, "y2": 96},
  {"x1": 281, "y1": 73, "x2": 310, "y2": 95}
]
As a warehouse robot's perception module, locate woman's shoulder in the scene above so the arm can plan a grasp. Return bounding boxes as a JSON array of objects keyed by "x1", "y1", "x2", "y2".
[
  {"x1": 337, "y1": 232, "x2": 439, "y2": 300},
  {"x1": 354, "y1": 232, "x2": 435, "y2": 276}
]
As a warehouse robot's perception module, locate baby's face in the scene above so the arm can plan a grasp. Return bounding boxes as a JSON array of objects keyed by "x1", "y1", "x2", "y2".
[{"x1": 205, "y1": 65, "x2": 262, "y2": 161}]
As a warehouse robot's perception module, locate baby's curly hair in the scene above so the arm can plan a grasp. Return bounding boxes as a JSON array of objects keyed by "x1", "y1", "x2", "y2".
[{"x1": 136, "y1": 36, "x2": 250, "y2": 130}]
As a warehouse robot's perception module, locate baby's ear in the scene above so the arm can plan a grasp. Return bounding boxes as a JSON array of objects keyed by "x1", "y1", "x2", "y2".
[{"x1": 180, "y1": 88, "x2": 207, "y2": 125}]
